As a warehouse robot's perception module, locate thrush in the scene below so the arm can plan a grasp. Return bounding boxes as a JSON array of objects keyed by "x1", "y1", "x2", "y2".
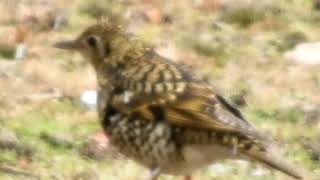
[{"x1": 54, "y1": 22, "x2": 310, "y2": 180}]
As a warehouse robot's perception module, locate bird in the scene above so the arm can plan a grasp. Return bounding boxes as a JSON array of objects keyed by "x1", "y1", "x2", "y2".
[{"x1": 54, "y1": 21, "x2": 310, "y2": 180}]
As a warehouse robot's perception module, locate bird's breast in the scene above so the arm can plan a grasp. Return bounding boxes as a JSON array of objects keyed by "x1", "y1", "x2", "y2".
[{"x1": 101, "y1": 109, "x2": 181, "y2": 169}]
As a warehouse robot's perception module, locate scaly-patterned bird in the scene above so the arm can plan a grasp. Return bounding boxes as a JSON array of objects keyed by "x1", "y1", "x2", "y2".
[{"x1": 54, "y1": 22, "x2": 310, "y2": 180}]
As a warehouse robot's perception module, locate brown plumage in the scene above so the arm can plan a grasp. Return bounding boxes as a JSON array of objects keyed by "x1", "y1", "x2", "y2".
[{"x1": 54, "y1": 22, "x2": 310, "y2": 180}]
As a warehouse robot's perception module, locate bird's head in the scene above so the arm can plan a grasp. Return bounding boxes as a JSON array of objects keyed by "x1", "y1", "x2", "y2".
[{"x1": 54, "y1": 22, "x2": 145, "y2": 69}]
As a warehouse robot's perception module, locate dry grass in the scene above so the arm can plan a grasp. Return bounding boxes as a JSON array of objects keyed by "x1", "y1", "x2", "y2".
[{"x1": 0, "y1": 0, "x2": 320, "y2": 179}]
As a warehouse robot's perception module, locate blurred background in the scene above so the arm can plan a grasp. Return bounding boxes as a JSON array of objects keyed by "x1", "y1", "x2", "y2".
[{"x1": 0, "y1": 0, "x2": 320, "y2": 179}]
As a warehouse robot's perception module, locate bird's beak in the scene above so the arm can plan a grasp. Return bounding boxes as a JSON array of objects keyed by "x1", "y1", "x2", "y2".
[{"x1": 53, "y1": 40, "x2": 79, "y2": 50}]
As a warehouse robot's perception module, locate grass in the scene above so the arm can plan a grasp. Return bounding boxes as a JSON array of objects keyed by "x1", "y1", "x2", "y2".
[{"x1": 0, "y1": 0, "x2": 320, "y2": 179}]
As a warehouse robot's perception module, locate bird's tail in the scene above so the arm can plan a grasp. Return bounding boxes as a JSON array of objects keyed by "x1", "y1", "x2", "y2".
[{"x1": 244, "y1": 149, "x2": 312, "y2": 179}]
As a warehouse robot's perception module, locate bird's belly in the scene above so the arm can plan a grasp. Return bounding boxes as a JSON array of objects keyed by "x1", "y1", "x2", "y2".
[{"x1": 161, "y1": 144, "x2": 238, "y2": 175}]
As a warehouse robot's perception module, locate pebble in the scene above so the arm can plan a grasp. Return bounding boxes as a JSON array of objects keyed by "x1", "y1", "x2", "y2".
[
  {"x1": 284, "y1": 42, "x2": 320, "y2": 65},
  {"x1": 80, "y1": 90, "x2": 97, "y2": 109},
  {"x1": 79, "y1": 131, "x2": 111, "y2": 161},
  {"x1": 0, "y1": 128, "x2": 19, "y2": 149},
  {"x1": 40, "y1": 132, "x2": 74, "y2": 148}
]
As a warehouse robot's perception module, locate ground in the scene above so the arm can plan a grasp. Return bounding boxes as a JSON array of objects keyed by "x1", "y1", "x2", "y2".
[{"x1": 0, "y1": 0, "x2": 320, "y2": 179}]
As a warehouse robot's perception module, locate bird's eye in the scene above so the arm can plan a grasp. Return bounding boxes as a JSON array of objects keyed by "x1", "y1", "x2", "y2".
[
  {"x1": 85, "y1": 35, "x2": 109, "y2": 58},
  {"x1": 86, "y1": 36, "x2": 98, "y2": 47}
]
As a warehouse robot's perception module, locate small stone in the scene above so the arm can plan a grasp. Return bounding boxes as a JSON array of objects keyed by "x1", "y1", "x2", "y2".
[
  {"x1": 284, "y1": 42, "x2": 320, "y2": 65},
  {"x1": 14, "y1": 43, "x2": 27, "y2": 60},
  {"x1": 40, "y1": 132, "x2": 74, "y2": 148},
  {"x1": 0, "y1": 128, "x2": 19, "y2": 149},
  {"x1": 78, "y1": 131, "x2": 111, "y2": 161},
  {"x1": 80, "y1": 90, "x2": 97, "y2": 109},
  {"x1": 230, "y1": 89, "x2": 248, "y2": 107},
  {"x1": 298, "y1": 103, "x2": 320, "y2": 125},
  {"x1": 53, "y1": 14, "x2": 68, "y2": 30},
  {"x1": 0, "y1": 128, "x2": 35, "y2": 158},
  {"x1": 143, "y1": 8, "x2": 163, "y2": 24},
  {"x1": 15, "y1": 143, "x2": 35, "y2": 158},
  {"x1": 302, "y1": 138, "x2": 320, "y2": 161}
]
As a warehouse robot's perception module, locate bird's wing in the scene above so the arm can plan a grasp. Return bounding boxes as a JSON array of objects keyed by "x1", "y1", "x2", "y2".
[
  {"x1": 110, "y1": 52, "x2": 258, "y2": 136},
  {"x1": 161, "y1": 82, "x2": 254, "y2": 133}
]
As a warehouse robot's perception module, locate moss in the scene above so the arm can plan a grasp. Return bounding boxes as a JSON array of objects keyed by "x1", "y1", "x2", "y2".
[
  {"x1": 0, "y1": 43, "x2": 15, "y2": 59},
  {"x1": 247, "y1": 107, "x2": 276, "y2": 123},
  {"x1": 283, "y1": 31, "x2": 307, "y2": 48},
  {"x1": 247, "y1": 106, "x2": 305, "y2": 124},
  {"x1": 221, "y1": 8, "x2": 265, "y2": 27},
  {"x1": 0, "y1": 150, "x2": 18, "y2": 163},
  {"x1": 274, "y1": 107, "x2": 304, "y2": 123},
  {"x1": 77, "y1": 0, "x2": 126, "y2": 24},
  {"x1": 139, "y1": 24, "x2": 162, "y2": 44}
]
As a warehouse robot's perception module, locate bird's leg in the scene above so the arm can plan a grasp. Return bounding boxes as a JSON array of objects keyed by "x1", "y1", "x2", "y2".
[
  {"x1": 184, "y1": 175, "x2": 193, "y2": 180},
  {"x1": 148, "y1": 166, "x2": 161, "y2": 180}
]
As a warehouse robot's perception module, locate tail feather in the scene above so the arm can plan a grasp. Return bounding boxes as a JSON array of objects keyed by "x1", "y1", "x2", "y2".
[{"x1": 244, "y1": 149, "x2": 306, "y2": 179}]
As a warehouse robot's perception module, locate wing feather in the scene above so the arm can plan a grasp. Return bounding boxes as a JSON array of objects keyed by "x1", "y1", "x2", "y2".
[
  {"x1": 165, "y1": 83, "x2": 254, "y2": 133},
  {"x1": 110, "y1": 51, "x2": 258, "y2": 137}
]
